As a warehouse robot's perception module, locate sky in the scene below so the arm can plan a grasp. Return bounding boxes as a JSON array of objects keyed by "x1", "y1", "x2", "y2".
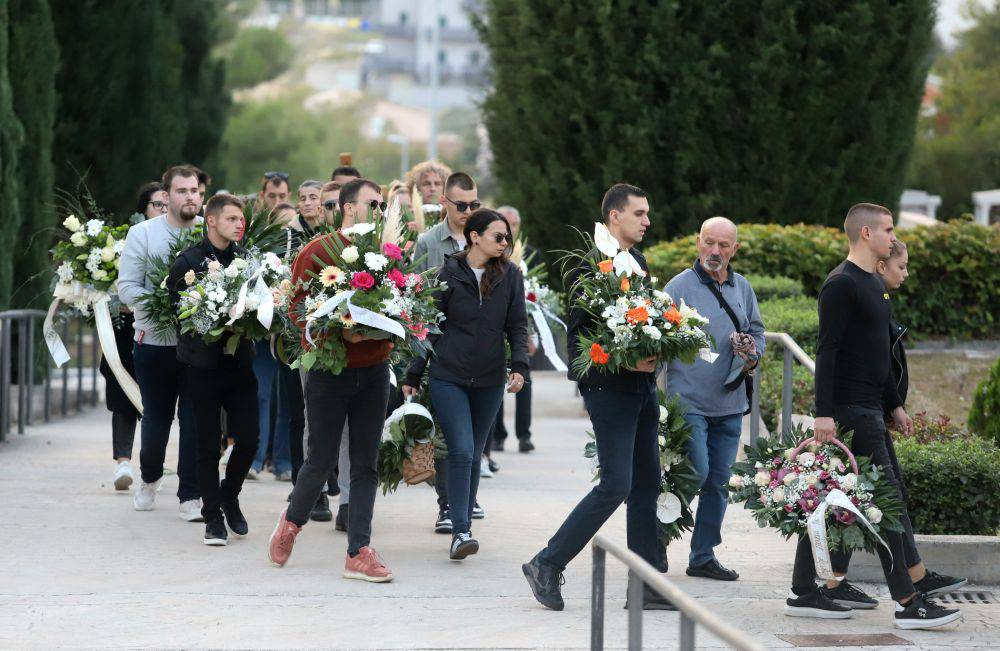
[{"x1": 936, "y1": 0, "x2": 992, "y2": 47}]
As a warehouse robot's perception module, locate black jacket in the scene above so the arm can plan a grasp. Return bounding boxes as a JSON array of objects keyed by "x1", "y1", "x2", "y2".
[
  {"x1": 405, "y1": 254, "x2": 530, "y2": 388},
  {"x1": 167, "y1": 238, "x2": 255, "y2": 370},
  {"x1": 883, "y1": 316, "x2": 909, "y2": 417},
  {"x1": 567, "y1": 247, "x2": 656, "y2": 394}
]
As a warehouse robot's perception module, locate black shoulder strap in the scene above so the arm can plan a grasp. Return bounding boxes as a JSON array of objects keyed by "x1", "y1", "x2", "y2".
[{"x1": 705, "y1": 280, "x2": 743, "y2": 333}]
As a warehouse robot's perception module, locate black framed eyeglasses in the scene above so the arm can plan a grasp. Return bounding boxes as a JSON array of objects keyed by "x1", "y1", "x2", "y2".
[
  {"x1": 150, "y1": 201, "x2": 167, "y2": 211},
  {"x1": 263, "y1": 171, "x2": 289, "y2": 182},
  {"x1": 445, "y1": 196, "x2": 481, "y2": 213},
  {"x1": 323, "y1": 200, "x2": 338, "y2": 211}
]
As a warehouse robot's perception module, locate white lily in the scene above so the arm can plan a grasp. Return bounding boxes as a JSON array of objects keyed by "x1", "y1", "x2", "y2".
[{"x1": 593, "y1": 223, "x2": 644, "y2": 277}]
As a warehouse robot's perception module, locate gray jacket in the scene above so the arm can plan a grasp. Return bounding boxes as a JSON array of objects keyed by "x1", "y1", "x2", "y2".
[
  {"x1": 412, "y1": 220, "x2": 465, "y2": 274},
  {"x1": 664, "y1": 260, "x2": 765, "y2": 417}
]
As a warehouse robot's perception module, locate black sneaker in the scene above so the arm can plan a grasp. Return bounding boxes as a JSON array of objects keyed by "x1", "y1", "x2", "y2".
[
  {"x1": 913, "y1": 570, "x2": 968, "y2": 597},
  {"x1": 624, "y1": 585, "x2": 677, "y2": 611},
  {"x1": 491, "y1": 438, "x2": 504, "y2": 452},
  {"x1": 894, "y1": 594, "x2": 962, "y2": 630},
  {"x1": 686, "y1": 558, "x2": 739, "y2": 581},
  {"x1": 222, "y1": 499, "x2": 248, "y2": 536},
  {"x1": 334, "y1": 503, "x2": 348, "y2": 532},
  {"x1": 434, "y1": 509, "x2": 453, "y2": 534},
  {"x1": 519, "y1": 439, "x2": 535, "y2": 453},
  {"x1": 821, "y1": 580, "x2": 878, "y2": 609},
  {"x1": 203, "y1": 517, "x2": 228, "y2": 547},
  {"x1": 472, "y1": 502, "x2": 485, "y2": 520},
  {"x1": 450, "y1": 532, "x2": 479, "y2": 560},
  {"x1": 522, "y1": 553, "x2": 565, "y2": 611},
  {"x1": 310, "y1": 492, "x2": 332, "y2": 522},
  {"x1": 785, "y1": 588, "x2": 853, "y2": 619},
  {"x1": 487, "y1": 457, "x2": 500, "y2": 473}
]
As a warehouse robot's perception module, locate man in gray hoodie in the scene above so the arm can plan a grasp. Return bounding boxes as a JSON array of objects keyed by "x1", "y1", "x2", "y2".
[{"x1": 118, "y1": 165, "x2": 204, "y2": 521}]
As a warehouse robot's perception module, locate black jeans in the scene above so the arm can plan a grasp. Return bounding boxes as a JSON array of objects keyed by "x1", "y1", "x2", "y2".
[
  {"x1": 112, "y1": 412, "x2": 138, "y2": 460},
  {"x1": 287, "y1": 364, "x2": 390, "y2": 554},
  {"x1": 133, "y1": 343, "x2": 199, "y2": 501},
  {"x1": 792, "y1": 404, "x2": 917, "y2": 601},
  {"x1": 539, "y1": 383, "x2": 660, "y2": 570},
  {"x1": 276, "y1": 361, "x2": 305, "y2": 479},
  {"x1": 185, "y1": 360, "x2": 259, "y2": 520},
  {"x1": 492, "y1": 383, "x2": 533, "y2": 441}
]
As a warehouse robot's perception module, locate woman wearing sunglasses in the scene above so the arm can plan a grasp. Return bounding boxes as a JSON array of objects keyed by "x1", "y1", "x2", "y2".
[{"x1": 402, "y1": 209, "x2": 531, "y2": 560}]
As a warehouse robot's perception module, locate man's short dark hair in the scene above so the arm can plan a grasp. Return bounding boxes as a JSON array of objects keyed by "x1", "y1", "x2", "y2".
[
  {"x1": 338, "y1": 178, "x2": 382, "y2": 214},
  {"x1": 601, "y1": 183, "x2": 647, "y2": 222},
  {"x1": 193, "y1": 166, "x2": 211, "y2": 187},
  {"x1": 331, "y1": 166, "x2": 361, "y2": 181},
  {"x1": 844, "y1": 202, "x2": 892, "y2": 243},
  {"x1": 161, "y1": 165, "x2": 199, "y2": 192},
  {"x1": 205, "y1": 193, "x2": 245, "y2": 220},
  {"x1": 445, "y1": 172, "x2": 475, "y2": 194}
]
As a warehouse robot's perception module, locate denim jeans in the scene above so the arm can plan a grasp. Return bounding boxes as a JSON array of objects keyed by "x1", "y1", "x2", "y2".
[
  {"x1": 792, "y1": 404, "x2": 917, "y2": 601},
  {"x1": 251, "y1": 341, "x2": 291, "y2": 475},
  {"x1": 287, "y1": 364, "x2": 390, "y2": 554},
  {"x1": 539, "y1": 384, "x2": 660, "y2": 570},
  {"x1": 133, "y1": 343, "x2": 199, "y2": 502},
  {"x1": 685, "y1": 412, "x2": 744, "y2": 566},
  {"x1": 429, "y1": 379, "x2": 505, "y2": 535}
]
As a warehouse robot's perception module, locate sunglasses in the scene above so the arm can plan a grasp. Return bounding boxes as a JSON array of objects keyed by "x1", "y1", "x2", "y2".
[
  {"x1": 491, "y1": 232, "x2": 512, "y2": 244},
  {"x1": 445, "y1": 196, "x2": 481, "y2": 213},
  {"x1": 263, "y1": 171, "x2": 290, "y2": 182},
  {"x1": 323, "y1": 200, "x2": 338, "y2": 211},
  {"x1": 363, "y1": 199, "x2": 387, "y2": 212}
]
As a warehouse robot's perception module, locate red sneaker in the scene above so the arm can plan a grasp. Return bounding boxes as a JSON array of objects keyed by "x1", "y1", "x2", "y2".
[
  {"x1": 267, "y1": 509, "x2": 302, "y2": 567},
  {"x1": 343, "y1": 546, "x2": 394, "y2": 583}
]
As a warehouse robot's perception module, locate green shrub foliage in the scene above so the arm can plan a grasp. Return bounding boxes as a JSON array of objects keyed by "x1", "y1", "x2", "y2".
[{"x1": 969, "y1": 357, "x2": 1000, "y2": 447}]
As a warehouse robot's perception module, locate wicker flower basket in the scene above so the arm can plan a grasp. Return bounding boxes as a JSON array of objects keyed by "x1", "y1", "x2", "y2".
[{"x1": 402, "y1": 441, "x2": 436, "y2": 485}]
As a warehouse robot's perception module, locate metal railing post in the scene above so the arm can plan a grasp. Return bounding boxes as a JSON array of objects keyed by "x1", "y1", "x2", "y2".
[
  {"x1": 0, "y1": 317, "x2": 9, "y2": 439},
  {"x1": 781, "y1": 346, "x2": 793, "y2": 433},
  {"x1": 591, "y1": 545, "x2": 606, "y2": 651},
  {"x1": 627, "y1": 570, "x2": 643, "y2": 651},
  {"x1": 26, "y1": 316, "x2": 36, "y2": 427},
  {"x1": 60, "y1": 320, "x2": 69, "y2": 416},
  {"x1": 680, "y1": 612, "x2": 696, "y2": 650},
  {"x1": 750, "y1": 368, "x2": 762, "y2": 444},
  {"x1": 76, "y1": 321, "x2": 84, "y2": 411},
  {"x1": 17, "y1": 317, "x2": 28, "y2": 434}
]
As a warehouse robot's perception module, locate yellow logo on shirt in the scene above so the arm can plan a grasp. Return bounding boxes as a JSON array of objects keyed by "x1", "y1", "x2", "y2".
[{"x1": 884, "y1": 293, "x2": 890, "y2": 300}]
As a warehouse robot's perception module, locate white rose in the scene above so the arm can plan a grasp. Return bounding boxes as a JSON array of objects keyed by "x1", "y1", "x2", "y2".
[
  {"x1": 770, "y1": 487, "x2": 786, "y2": 503},
  {"x1": 341, "y1": 246, "x2": 359, "y2": 263},
  {"x1": 224, "y1": 264, "x2": 240, "y2": 278},
  {"x1": 70, "y1": 232, "x2": 87, "y2": 247},
  {"x1": 234, "y1": 257, "x2": 248, "y2": 270},
  {"x1": 114, "y1": 257, "x2": 121, "y2": 269},
  {"x1": 658, "y1": 405, "x2": 669, "y2": 423},
  {"x1": 753, "y1": 471, "x2": 770, "y2": 487},
  {"x1": 92, "y1": 269, "x2": 108, "y2": 281},
  {"x1": 782, "y1": 472, "x2": 798, "y2": 486},
  {"x1": 728, "y1": 475, "x2": 745, "y2": 489},
  {"x1": 100, "y1": 247, "x2": 115, "y2": 262},
  {"x1": 839, "y1": 473, "x2": 858, "y2": 491},
  {"x1": 827, "y1": 456, "x2": 845, "y2": 472},
  {"x1": 783, "y1": 447, "x2": 796, "y2": 461},
  {"x1": 63, "y1": 215, "x2": 82, "y2": 232},
  {"x1": 207, "y1": 260, "x2": 222, "y2": 273},
  {"x1": 865, "y1": 506, "x2": 883, "y2": 524},
  {"x1": 641, "y1": 325, "x2": 662, "y2": 340},
  {"x1": 796, "y1": 452, "x2": 816, "y2": 467},
  {"x1": 364, "y1": 252, "x2": 388, "y2": 271},
  {"x1": 183, "y1": 269, "x2": 196, "y2": 286},
  {"x1": 657, "y1": 434, "x2": 666, "y2": 447}
]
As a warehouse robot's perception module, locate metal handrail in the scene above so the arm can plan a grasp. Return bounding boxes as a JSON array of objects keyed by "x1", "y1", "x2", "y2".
[
  {"x1": 0, "y1": 309, "x2": 100, "y2": 442},
  {"x1": 590, "y1": 534, "x2": 765, "y2": 651},
  {"x1": 749, "y1": 331, "x2": 816, "y2": 444}
]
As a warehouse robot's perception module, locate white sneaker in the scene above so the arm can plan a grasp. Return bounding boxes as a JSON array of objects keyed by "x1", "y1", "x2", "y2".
[
  {"x1": 220, "y1": 444, "x2": 234, "y2": 466},
  {"x1": 246, "y1": 467, "x2": 259, "y2": 480},
  {"x1": 179, "y1": 499, "x2": 205, "y2": 522},
  {"x1": 113, "y1": 461, "x2": 135, "y2": 491},
  {"x1": 133, "y1": 479, "x2": 161, "y2": 511},
  {"x1": 479, "y1": 456, "x2": 493, "y2": 478}
]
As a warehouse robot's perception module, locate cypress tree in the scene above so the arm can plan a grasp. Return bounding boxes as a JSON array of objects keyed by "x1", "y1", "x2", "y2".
[
  {"x1": 0, "y1": 0, "x2": 25, "y2": 308},
  {"x1": 8, "y1": 0, "x2": 58, "y2": 309},
  {"x1": 477, "y1": 1, "x2": 935, "y2": 253}
]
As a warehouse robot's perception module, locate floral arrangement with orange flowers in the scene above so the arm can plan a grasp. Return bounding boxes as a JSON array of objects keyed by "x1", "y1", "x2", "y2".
[{"x1": 567, "y1": 223, "x2": 712, "y2": 375}]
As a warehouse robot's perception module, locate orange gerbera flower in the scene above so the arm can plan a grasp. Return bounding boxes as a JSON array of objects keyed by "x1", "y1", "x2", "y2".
[
  {"x1": 663, "y1": 305, "x2": 682, "y2": 325},
  {"x1": 598, "y1": 259, "x2": 614, "y2": 273},
  {"x1": 589, "y1": 342, "x2": 610, "y2": 365},
  {"x1": 620, "y1": 276, "x2": 630, "y2": 292},
  {"x1": 625, "y1": 306, "x2": 650, "y2": 325}
]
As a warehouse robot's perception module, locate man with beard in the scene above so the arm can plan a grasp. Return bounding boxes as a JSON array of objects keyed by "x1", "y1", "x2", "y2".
[{"x1": 119, "y1": 165, "x2": 204, "y2": 521}]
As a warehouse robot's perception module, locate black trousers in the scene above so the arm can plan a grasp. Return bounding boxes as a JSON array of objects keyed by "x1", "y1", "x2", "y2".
[
  {"x1": 287, "y1": 364, "x2": 390, "y2": 554},
  {"x1": 112, "y1": 412, "x2": 138, "y2": 460},
  {"x1": 492, "y1": 383, "x2": 533, "y2": 441},
  {"x1": 791, "y1": 404, "x2": 917, "y2": 601},
  {"x1": 185, "y1": 360, "x2": 259, "y2": 521}
]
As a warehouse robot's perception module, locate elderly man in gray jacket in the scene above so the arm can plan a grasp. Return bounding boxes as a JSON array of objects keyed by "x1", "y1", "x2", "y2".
[{"x1": 663, "y1": 216, "x2": 764, "y2": 582}]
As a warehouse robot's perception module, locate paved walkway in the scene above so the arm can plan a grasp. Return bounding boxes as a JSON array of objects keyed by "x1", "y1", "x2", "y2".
[{"x1": 0, "y1": 373, "x2": 995, "y2": 649}]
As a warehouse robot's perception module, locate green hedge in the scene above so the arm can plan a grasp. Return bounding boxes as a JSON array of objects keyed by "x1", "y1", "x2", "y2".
[
  {"x1": 969, "y1": 357, "x2": 1000, "y2": 447},
  {"x1": 896, "y1": 437, "x2": 1000, "y2": 535},
  {"x1": 745, "y1": 275, "x2": 803, "y2": 301},
  {"x1": 646, "y1": 220, "x2": 1000, "y2": 339},
  {"x1": 759, "y1": 359, "x2": 814, "y2": 433},
  {"x1": 759, "y1": 296, "x2": 819, "y2": 355}
]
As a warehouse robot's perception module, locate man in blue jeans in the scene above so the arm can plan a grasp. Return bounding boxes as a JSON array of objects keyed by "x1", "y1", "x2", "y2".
[{"x1": 664, "y1": 216, "x2": 764, "y2": 582}]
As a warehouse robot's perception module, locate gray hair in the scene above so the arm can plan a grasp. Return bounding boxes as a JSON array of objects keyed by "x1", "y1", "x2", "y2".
[
  {"x1": 497, "y1": 205, "x2": 520, "y2": 219},
  {"x1": 298, "y1": 179, "x2": 323, "y2": 192}
]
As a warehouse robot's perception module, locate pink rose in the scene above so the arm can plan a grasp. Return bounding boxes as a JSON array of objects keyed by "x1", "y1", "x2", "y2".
[
  {"x1": 382, "y1": 242, "x2": 403, "y2": 261},
  {"x1": 770, "y1": 470, "x2": 778, "y2": 479},
  {"x1": 409, "y1": 323, "x2": 429, "y2": 340},
  {"x1": 783, "y1": 504, "x2": 795, "y2": 513},
  {"x1": 350, "y1": 271, "x2": 375, "y2": 291},
  {"x1": 387, "y1": 268, "x2": 407, "y2": 290},
  {"x1": 768, "y1": 480, "x2": 780, "y2": 489}
]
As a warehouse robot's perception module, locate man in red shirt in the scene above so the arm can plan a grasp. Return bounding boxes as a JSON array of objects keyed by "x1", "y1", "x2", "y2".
[{"x1": 267, "y1": 179, "x2": 395, "y2": 582}]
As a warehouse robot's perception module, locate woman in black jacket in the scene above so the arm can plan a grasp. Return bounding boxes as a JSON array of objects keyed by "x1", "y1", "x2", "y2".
[{"x1": 403, "y1": 209, "x2": 530, "y2": 560}]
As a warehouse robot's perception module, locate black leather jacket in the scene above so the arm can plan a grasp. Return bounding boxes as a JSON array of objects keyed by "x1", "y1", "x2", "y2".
[
  {"x1": 883, "y1": 316, "x2": 908, "y2": 417},
  {"x1": 167, "y1": 238, "x2": 255, "y2": 370}
]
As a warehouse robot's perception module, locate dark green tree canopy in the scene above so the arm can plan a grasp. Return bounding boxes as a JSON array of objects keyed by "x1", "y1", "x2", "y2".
[{"x1": 477, "y1": 0, "x2": 935, "y2": 253}]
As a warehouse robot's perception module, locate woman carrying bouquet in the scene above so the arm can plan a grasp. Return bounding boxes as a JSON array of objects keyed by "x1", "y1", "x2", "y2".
[{"x1": 402, "y1": 209, "x2": 530, "y2": 560}]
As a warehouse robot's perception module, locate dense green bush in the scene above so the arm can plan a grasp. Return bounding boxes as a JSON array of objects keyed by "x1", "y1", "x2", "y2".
[
  {"x1": 226, "y1": 27, "x2": 293, "y2": 89},
  {"x1": 759, "y1": 359, "x2": 814, "y2": 434},
  {"x1": 969, "y1": 357, "x2": 1000, "y2": 446},
  {"x1": 646, "y1": 224, "x2": 846, "y2": 295},
  {"x1": 646, "y1": 220, "x2": 1000, "y2": 339},
  {"x1": 759, "y1": 296, "x2": 819, "y2": 355},
  {"x1": 896, "y1": 437, "x2": 1000, "y2": 535},
  {"x1": 745, "y1": 275, "x2": 803, "y2": 301}
]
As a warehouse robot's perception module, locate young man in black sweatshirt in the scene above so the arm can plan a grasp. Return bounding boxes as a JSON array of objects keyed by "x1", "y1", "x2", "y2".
[
  {"x1": 786, "y1": 203, "x2": 961, "y2": 630},
  {"x1": 167, "y1": 193, "x2": 259, "y2": 546}
]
